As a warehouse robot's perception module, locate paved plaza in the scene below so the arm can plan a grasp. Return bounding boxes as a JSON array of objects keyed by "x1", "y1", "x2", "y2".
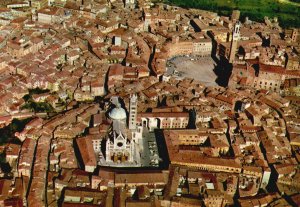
[{"x1": 166, "y1": 56, "x2": 218, "y2": 86}]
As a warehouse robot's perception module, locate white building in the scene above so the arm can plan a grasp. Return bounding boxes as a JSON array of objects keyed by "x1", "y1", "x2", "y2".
[
  {"x1": 125, "y1": 0, "x2": 136, "y2": 9},
  {"x1": 104, "y1": 97, "x2": 140, "y2": 166}
]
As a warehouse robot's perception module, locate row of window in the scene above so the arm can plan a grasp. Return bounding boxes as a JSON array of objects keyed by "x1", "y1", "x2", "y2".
[{"x1": 255, "y1": 81, "x2": 278, "y2": 86}]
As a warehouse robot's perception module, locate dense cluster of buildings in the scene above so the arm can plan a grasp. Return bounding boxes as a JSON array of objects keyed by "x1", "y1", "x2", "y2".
[{"x1": 0, "y1": 0, "x2": 299, "y2": 207}]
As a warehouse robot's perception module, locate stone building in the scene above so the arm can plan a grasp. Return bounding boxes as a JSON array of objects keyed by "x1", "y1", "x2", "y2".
[
  {"x1": 229, "y1": 22, "x2": 240, "y2": 63},
  {"x1": 138, "y1": 112, "x2": 189, "y2": 131},
  {"x1": 105, "y1": 98, "x2": 137, "y2": 165},
  {"x1": 129, "y1": 94, "x2": 138, "y2": 130},
  {"x1": 166, "y1": 36, "x2": 212, "y2": 58},
  {"x1": 106, "y1": 131, "x2": 135, "y2": 163}
]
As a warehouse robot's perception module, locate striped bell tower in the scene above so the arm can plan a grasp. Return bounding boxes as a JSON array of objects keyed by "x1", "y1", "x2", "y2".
[{"x1": 129, "y1": 94, "x2": 138, "y2": 130}]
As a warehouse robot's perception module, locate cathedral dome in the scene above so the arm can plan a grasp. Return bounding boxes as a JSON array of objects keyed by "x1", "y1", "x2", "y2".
[{"x1": 109, "y1": 107, "x2": 127, "y2": 120}]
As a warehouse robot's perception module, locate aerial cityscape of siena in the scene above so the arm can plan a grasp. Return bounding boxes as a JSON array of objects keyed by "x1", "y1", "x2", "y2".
[{"x1": 0, "y1": 0, "x2": 299, "y2": 206}]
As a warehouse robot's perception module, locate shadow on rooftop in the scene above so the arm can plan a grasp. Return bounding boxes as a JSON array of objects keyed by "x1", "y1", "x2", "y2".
[{"x1": 213, "y1": 57, "x2": 233, "y2": 87}]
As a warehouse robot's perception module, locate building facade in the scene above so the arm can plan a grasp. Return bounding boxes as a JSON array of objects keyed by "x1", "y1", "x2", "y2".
[{"x1": 229, "y1": 22, "x2": 240, "y2": 63}]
